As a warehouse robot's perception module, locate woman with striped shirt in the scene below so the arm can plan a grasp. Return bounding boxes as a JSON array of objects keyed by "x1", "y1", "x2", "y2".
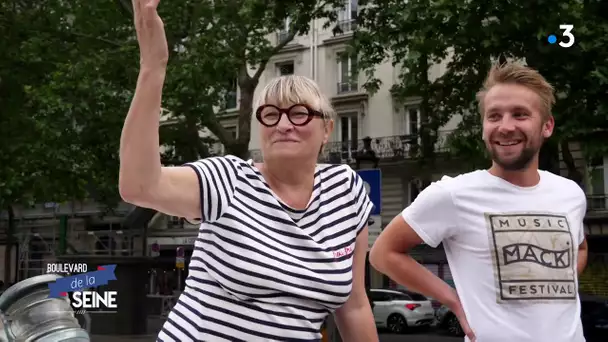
[{"x1": 120, "y1": 0, "x2": 378, "y2": 340}]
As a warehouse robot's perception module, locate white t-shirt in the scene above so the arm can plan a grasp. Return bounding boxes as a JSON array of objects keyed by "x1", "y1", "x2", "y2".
[{"x1": 402, "y1": 170, "x2": 587, "y2": 342}]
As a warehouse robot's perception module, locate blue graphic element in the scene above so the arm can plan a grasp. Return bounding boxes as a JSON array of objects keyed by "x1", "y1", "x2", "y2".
[
  {"x1": 357, "y1": 169, "x2": 382, "y2": 215},
  {"x1": 48, "y1": 264, "x2": 117, "y2": 298},
  {"x1": 548, "y1": 35, "x2": 557, "y2": 44}
]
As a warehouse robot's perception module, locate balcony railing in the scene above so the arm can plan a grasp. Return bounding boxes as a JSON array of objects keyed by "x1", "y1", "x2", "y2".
[
  {"x1": 337, "y1": 81, "x2": 358, "y2": 94},
  {"x1": 276, "y1": 30, "x2": 290, "y2": 43},
  {"x1": 337, "y1": 19, "x2": 357, "y2": 33},
  {"x1": 587, "y1": 194, "x2": 608, "y2": 212},
  {"x1": 249, "y1": 131, "x2": 454, "y2": 164}
]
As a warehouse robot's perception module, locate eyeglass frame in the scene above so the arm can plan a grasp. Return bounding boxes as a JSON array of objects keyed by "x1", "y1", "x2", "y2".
[{"x1": 255, "y1": 104, "x2": 325, "y2": 127}]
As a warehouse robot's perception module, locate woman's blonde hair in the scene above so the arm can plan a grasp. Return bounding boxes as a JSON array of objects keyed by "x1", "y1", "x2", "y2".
[{"x1": 253, "y1": 75, "x2": 336, "y2": 121}]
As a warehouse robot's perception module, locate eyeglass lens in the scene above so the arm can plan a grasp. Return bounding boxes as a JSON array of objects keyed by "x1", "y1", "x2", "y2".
[{"x1": 260, "y1": 105, "x2": 313, "y2": 125}]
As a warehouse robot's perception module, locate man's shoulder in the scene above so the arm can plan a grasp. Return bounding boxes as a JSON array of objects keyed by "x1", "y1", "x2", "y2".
[{"x1": 433, "y1": 170, "x2": 489, "y2": 191}]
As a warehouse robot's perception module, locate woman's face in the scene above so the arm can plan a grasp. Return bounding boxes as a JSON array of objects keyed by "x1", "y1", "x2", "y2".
[{"x1": 257, "y1": 102, "x2": 333, "y2": 162}]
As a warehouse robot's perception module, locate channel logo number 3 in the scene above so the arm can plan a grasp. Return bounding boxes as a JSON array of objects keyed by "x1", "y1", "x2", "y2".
[{"x1": 559, "y1": 24, "x2": 575, "y2": 48}]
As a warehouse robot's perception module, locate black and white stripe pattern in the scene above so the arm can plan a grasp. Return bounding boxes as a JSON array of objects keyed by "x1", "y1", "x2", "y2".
[{"x1": 157, "y1": 155, "x2": 373, "y2": 341}]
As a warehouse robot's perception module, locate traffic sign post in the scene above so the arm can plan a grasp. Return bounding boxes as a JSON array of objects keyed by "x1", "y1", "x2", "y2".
[
  {"x1": 176, "y1": 247, "x2": 185, "y2": 292},
  {"x1": 150, "y1": 242, "x2": 160, "y2": 257},
  {"x1": 356, "y1": 169, "x2": 382, "y2": 251},
  {"x1": 176, "y1": 247, "x2": 185, "y2": 269}
]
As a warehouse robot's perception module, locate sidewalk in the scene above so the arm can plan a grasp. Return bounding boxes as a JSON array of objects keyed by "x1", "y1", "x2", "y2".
[{"x1": 91, "y1": 335, "x2": 156, "y2": 342}]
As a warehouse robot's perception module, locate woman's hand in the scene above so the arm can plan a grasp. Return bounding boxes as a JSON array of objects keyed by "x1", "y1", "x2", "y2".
[{"x1": 132, "y1": 0, "x2": 169, "y2": 70}]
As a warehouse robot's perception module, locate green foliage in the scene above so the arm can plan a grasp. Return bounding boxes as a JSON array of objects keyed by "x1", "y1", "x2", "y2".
[
  {"x1": 355, "y1": 0, "x2": 608, "y2": 172},
  {"x1": 0, "y1": 0, "x2": 347, "y2": 211},
  {"x1": 579, "y1": 257, "x2": 608, "y2": 297}
]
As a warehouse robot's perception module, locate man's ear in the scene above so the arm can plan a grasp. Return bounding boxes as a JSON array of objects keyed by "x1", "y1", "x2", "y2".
[{"x1": 543, "y1": 115, "x2": 555, "y2": 139}]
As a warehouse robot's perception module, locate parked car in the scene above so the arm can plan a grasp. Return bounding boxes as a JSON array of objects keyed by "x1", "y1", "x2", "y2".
[
  {"x1": 435, "y1": 304, "x2": 464, "y2": 337},
  {"x1": 436, "y1": 294, "x2": 608, "y2": 340},
  {"x1": 369, "y1": 288, "x2": 435, "y2": 333},
  {"x1": 580, "y1": 294, "x2": 608, "y2": 341}
]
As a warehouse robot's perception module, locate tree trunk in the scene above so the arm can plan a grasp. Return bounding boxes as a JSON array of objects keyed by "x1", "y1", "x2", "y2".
[
  {"x1": 4, "y1": 205, "x2": 15, "y2": 283},
  {"x1": 539, "y1": 137, "x2": 560, "y2": 175},
  {"x1": 232, "y1": 77, "x2": 258, "y2": 160},
  {"x1": 559, "y1": 140, "x2": 584, "y2": 186}
]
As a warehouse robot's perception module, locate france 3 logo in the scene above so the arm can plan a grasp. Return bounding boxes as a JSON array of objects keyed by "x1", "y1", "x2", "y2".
[{"x1": 547, "y1": 24, "x2": 575, "y2": 48}]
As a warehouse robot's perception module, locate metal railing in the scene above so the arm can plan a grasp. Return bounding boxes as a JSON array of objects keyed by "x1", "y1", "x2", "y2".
[
  {"x1": 276, "y1": 30, "x2": 290, "y2": 43},
  {"x1": 249, "y1": 131, "x2": 455, "y2": 164},
  {"x1": 337, "y1": 19, "x2": 357, "y2": 33},
  {"x1": 337, "y1": 81, "x2": 358, "y2": 94},
  {"x1": 587, "y1": 195, "x2": 608, "y2": 212}
]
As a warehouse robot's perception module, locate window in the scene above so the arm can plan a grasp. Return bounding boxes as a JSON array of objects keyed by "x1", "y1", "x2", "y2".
[
  {"x1": 403, "y1": 107, "x2": 420, "y2": 136},
  {"x1": 391, "y1": 293, "x2": 412, "y2": 301},
  {"x1": 588, "y1": 156, "x2": 607, "y2": 210},
  {"x1": 223, "y1": 79, "x2": 237, "y2": 110},
  {"x1": 277, "y1": 17, "x2": 291, "y2": 43},
  {"x1": 338, "y1": 113, "x2": 358, "y2": 160},
  {"x1": 277, "y1": 62, "x2": 294, "y2": 76},
  {"x1": 338, "y1": 0, "x2": 358, "y2": 32},
  {"x1": 408, "y1": 180, "x2": 421, "y2": 204},
  {"x1": 337, "y1": 53, "x2": 358, "y2": 93},
  {"x1": 213, "y1": 125, "x2": 237, "y2": 156},
  {"x1": 225, "y1": 126, "x2": 237, "y2": 139},
  {"x1": 404, "y1": 291, "x2": 427, "y2": 301},
  {"x1": 369, "y1": 291, "x2": 391, "y2": 302}
]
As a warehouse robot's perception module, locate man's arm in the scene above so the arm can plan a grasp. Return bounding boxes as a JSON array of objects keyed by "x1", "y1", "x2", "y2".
[
  {"x1": 369, "y1": 180, "x2": 476, "y2": 341},
  {"x1": 577, "y1": 238, "x2": 588, "y2": 275},
  {"x1": 369, "y1": 215, "x2": 460, "y2": 308},
  {"x1": 334, "y1": 227, "x2": 378, "y2": 342}
]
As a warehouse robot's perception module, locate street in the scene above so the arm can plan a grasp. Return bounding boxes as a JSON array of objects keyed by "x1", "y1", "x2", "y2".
[
  {"x1": 90, "y1": 332, "x2": 462, "y2": 342},
  {"x1": 380, "y1": 332, "x2": 461, "y2": 342}
]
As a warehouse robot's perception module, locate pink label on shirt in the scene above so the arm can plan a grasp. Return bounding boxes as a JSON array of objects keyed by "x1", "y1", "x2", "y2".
[{"x1": 333, "y1": 246, "x2": 353, "y2": 258}]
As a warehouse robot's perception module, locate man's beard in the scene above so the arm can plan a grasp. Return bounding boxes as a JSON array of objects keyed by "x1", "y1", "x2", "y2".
[
  {"x1": 489, "y1": 145, "x2": 537, "y2": 171},
  {"x1": 487, "y1": 136, "x2": 540, "y2": 171}
]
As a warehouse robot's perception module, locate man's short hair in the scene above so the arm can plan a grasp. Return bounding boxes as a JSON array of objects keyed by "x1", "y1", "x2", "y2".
[{"x1": 476, "y1": 62, "x2": 556, "y2": 120}]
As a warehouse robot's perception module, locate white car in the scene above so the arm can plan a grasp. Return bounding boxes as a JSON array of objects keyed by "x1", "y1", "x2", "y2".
[{"x1": 369, "y1": 288, "x2": 435, "y2": 333}]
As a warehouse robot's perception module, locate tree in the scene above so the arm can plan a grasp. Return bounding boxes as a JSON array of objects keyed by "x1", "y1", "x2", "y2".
[
  {"x1": 0, "y1": 0, "x2": 137, "y2": 282},
  {"x1": 143, "y1": 0, "x2": 347, "y2": 159},
  {"x1": 1, "y1": 0, "x2": 350, "y2": 280},
  {"x1": 355, "y1": 0, "x2": 608, "y2": 181}
]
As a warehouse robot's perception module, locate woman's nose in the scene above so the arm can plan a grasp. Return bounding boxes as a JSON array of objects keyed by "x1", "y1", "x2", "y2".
[{"x1": 276, "y1": 113, "x2": 294, "y2": 132}]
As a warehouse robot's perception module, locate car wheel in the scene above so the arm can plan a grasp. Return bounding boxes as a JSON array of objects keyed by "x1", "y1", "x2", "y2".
[
  {"x1": 387, "y1": 314, "x2": 407, "y2": 334},
  {"x1": 446, "y1": 314, "x2": 464, "y2": 336}
]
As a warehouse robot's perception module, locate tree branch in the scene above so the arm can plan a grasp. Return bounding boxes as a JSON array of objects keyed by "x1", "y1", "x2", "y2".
[
  {"x1": 252, "y1": 30, "x2": 297, "y2": 81},
  {"x1": 205, "y1": 115, "x2": 233, "y2": 146},
  {"x1": 67, "y1": 31, "x2": 125, "y2": 47},
  {"x1": 114, "y1": 0, "x2": 133, "y2": 19}
]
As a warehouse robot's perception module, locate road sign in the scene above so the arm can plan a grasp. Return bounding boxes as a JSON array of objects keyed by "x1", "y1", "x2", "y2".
[
  {"x1": 356, "y1": 169, "x2": 381, "y2": 215},
  {"x1": 357, "y1": 169, "x2": 382, "y2": 251},
  {"x1": 366, "y1": 215, "x2": 382, "y2": 251},
  {"x1": 176, "y1": 247, "x2": 185, "y2": 269},
  {"x1": 150, "y1": 243, "x2": 160, "y2": 257}
]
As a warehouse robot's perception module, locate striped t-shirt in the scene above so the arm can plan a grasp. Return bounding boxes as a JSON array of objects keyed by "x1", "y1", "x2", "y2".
[{"x1": 157, "y1": 155, "x2": 373, "y2": 341}]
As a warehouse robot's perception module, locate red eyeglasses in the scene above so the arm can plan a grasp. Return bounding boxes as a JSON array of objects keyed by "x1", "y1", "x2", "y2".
[{"x1": 255, "y1": 104, "x2": 324, "y2": 127}]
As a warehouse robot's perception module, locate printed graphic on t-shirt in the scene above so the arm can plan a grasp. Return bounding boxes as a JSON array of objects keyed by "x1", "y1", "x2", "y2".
[{"x1": 485, "y1": 213, "x2": 577, "y2": 303}]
